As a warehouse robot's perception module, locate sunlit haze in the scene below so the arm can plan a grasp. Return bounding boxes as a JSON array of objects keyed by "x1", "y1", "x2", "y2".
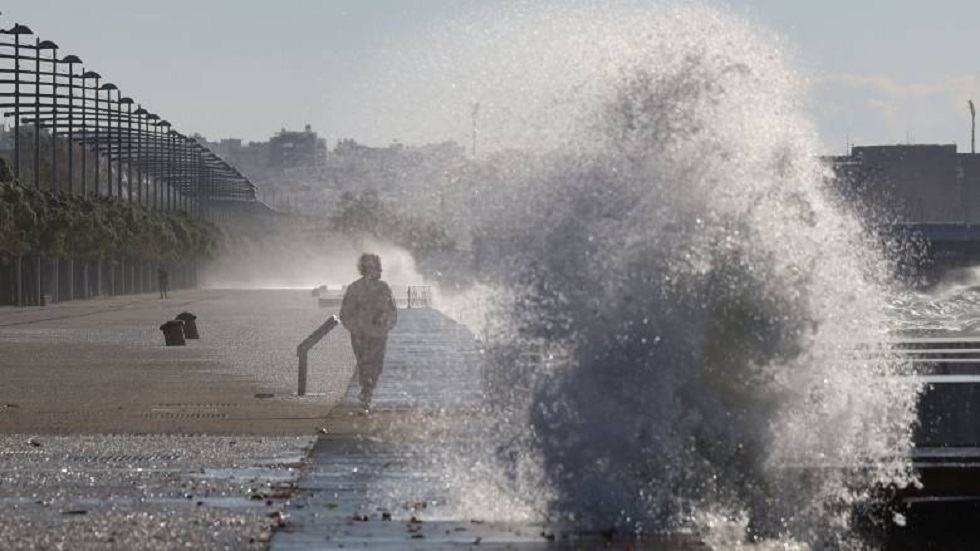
[{"x1": 5, "y1": 0, "x2": 980, "y2": 153}]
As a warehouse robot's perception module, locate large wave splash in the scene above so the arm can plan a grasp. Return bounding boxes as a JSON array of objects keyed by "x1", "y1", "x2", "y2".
[{"x1": 387, "y1": 3, "x2": 919, "y2": 545}]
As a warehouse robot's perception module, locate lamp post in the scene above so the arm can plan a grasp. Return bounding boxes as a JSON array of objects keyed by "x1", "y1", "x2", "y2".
[
  {"x1": 120, "y1": 97, "x2": 133, "y2": 200},
  {"x1": 171, "y1": 128, "x2": 180, "y2": 212},
  {"x1": 99, "y1": 83, "x2": 119, "y2": 294},
  {"x1": 113, "y1": 93, "x2": 127, "y2": 199},
  {"x1": 0, "y1": 24, "x2": 31, "y2": 306},
  {"x1": 98, "y1": 82, "x2": 117, "y2": 196},
  {"x1": 1, "y1": 24, "x2": 32, "y2": 185},
  {"x1": 59, "y1": 54, "x2": 81, "y2": 302},
  {"x1": 134, "y1": 106, "x2": 146, "y2": 206},
  {"x1": 36, "y1": 40, "x2": 59, "y2": 193},
  {"x1": 80, "y1": 71, "x2": 100, "y2": 195},
  {"x1": 134, "y1": 107, "x2": 150, "y2": 290},
  {"x1": 77, "y1": 72, "x2": 97, "y2": 298},
  {"x1": 159, "y1": 120, "x2": 171, "y2": 211},
  {"x1": 146, "y1": 113, "x2": 159, "y2": 209},
  {"x1": 182, "y1": 136, "x2": 192, "y2": 214},
  {"x1": 32, "y1": 39, "x2": 44, "y2": 190},
  {"x1": 158, "y1": 120, "x2": 172, "y2": 210},
  {"x1": 62, "y1": 54, "x2": 81, "y2": 194},
  {"x1": 182, "y1": 136, "x2": 191, "y2": 212},
  {"x1": 31, "y1": 40, "x2": 57, "y2": 190},
  {"x1": 115, "y1": 96, "x2": 133, "y2": 294},
  {"x1": 37, "y1": 40, "x2": 59, "y2": 302},
  {"x1": 29, "y1": 40, "x2": 57, "y2": 305}
]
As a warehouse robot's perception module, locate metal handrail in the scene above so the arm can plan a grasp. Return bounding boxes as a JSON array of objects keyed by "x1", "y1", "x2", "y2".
[
  {"x1": 296, "y1": 315, "x2": 340, "y2": 396},
  {"x1": 407, "y1": 285, "x2": 432, "y2": 309}
]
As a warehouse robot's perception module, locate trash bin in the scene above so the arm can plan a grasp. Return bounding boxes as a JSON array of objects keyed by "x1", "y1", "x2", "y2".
[
  {"x1": 175, "y1": 312, "x2": 199, "y2": 339},
  {"x1": 160, "y1": 320, "x2": 186, "y2": 346}
]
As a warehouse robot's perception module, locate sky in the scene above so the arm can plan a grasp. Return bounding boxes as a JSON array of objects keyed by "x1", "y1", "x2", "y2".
[{"x1": 3, "y1": 0, "x2": 980, "y2": 155}]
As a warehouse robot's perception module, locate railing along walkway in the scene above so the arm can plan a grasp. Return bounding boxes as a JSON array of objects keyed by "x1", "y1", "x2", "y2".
[{"x1": 295, "y1": 315, "x2": 339, "y2": 396}]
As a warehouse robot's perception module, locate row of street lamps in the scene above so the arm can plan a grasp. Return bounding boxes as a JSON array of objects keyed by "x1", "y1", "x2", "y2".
[
  {"x1": 0, "y1": 16, "x2": 257, "y2": 306},
  {"x1": 0, "y1": 18, "x2": 256, "y2": 212}
]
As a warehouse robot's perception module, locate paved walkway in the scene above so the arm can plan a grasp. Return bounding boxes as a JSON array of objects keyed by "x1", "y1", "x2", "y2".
[
  {"x1": 0, "y1": 289, "x2": 689, "y2": 548},
  {"x1": 0, "y1": 289, "x2": 350, "y2": 434},
  {"x1": 271, "y1": 308, "x2": 574, "y2": 549},
  {"x1": 0, "y1": 289, "x2": 348, "y2": 548},
  {"x1": 272, "y1": 308, "x2": 694, "y2": 549}
]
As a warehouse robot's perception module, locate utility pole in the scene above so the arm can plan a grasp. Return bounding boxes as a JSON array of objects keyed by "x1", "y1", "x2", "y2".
[{"x1": 970, "y1": 99, "x2": 976, "y2": 154}]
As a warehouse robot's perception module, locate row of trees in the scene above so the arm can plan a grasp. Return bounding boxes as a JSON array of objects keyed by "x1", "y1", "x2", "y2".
[
  {"x1": 0, "y1": 169, "x2": 221, "y2": 264},
  {"x1": 328, "y1": 191, "x2": 456, "y2": 254}
]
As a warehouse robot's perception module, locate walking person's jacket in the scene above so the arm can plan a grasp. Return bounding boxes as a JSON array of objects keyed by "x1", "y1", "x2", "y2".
[{"x1": 340, "y1": 278, "x2": 397, "y2": 337}]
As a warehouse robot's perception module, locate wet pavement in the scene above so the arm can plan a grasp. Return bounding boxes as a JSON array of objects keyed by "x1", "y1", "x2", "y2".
[
  {"x1": 0, "y1": 289, "x2": 343, "y2": 548},
  {"x1": 272, "y1": 308, "x2": 704, "y2": 549},
  {"x1": 0, "y1": 289, "x2": 353, "y2": 433},
  {"x1": 271, "y1": 308, "x2": 513, "y2": 549},
  {"x1": 271, "y1": 435, "x2": 567, "y2": 550},
  {"x1": 0, "y1": 289, "x2": 699, "y2": 548},
  {"x1": 0, "y1": 434, "x2": 311, "y2": 550},
  {"x1": 0, "y1": 288, "x2": 574, "y2": 549}
]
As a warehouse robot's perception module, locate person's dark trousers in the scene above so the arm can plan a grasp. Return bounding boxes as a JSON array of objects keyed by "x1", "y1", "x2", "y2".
[{"x1": 350, "y1": 333, "x2": 388, "y2": 404}]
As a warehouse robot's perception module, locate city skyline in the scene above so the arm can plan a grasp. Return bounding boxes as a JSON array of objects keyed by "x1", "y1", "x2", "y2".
[{"x1": 3, "y1": 0, "x2": 979, "y2": 154}]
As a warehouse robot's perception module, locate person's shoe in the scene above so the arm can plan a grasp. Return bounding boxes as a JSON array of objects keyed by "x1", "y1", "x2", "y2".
[{"x1": 358, "y1": 397, "x2": 372, "y2": 415}]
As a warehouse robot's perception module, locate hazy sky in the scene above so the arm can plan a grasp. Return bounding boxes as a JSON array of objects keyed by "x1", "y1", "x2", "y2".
[{"x1": 4, "y1": 1, "x2": 979, "y2": 154}]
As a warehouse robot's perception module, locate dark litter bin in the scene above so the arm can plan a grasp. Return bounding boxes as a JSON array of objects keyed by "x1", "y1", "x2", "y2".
[
  {"x1": 160, "y1": 320, "x2": 186, "y2": 346},
  {"x1": 175, "y1": 312, "x2": 199, "y2": 339}
]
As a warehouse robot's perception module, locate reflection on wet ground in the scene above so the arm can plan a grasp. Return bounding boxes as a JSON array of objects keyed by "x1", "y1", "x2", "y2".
[{"x1": 0, "y1": 434, "x2": 312, "y2": 549}]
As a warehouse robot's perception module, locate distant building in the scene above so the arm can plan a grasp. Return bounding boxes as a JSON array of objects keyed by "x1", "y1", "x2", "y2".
[
  {"x1": 194, "y1": 126, "x2": 468, "y2": 216},
  {"x1": 333, "y1": 138, "x2": 399, "y2": 162},
  {"x1": 211, "y1": 138, "x2": 242, "y2": 159},
  {"x1": 268, "y1": 124, "x2": 327, "y2": 168},
  {"x1": 832, "y1": 144, "x2": 980, "y2": 225}
]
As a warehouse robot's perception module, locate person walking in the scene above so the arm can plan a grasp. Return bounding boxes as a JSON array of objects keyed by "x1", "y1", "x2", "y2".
[
  {"x1": 157, "y1": 266, "x2": 169, "y2": 299},
  {"x1": 340, "y1": 253, "x2": 397, "y2": 412}
]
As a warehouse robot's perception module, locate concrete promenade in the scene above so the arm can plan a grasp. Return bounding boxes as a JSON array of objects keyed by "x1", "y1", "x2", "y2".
[
  {"x1": 270, "y1": 308, "x2": 700, "y2": 550},
  {"x1": 0, "y1": 288, "x2": 695, "y2": 549},
  {"x1": 0, "y1": 289, "x2": 353, "y2": 434},
  {"x1": 0, "y1": 288, "x2": 573, "y2": 549},
  {"x1": 0, "y1": 289, "x2": 352, "y2": 548}
]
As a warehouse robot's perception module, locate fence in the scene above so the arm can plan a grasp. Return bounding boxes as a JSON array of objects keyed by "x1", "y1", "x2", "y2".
[{"x1": 407, "y1": 285, "x2": 432, "y2": 309}]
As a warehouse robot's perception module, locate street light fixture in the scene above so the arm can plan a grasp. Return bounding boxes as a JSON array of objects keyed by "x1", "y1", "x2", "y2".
[
  {"x1": 57, "y1": 53, "x2": 82, "y2": 302},
  {"x1": 62, "y1": 54, "x2": 81, "y2": 194},
  {"x1": 99, "y1": 82, "x2": 117, "y2": 196},
  {"x1": 158, "y1": 120, "x2": 173, "y2": 210},
  {"x1": 119, "y1": 97, "x2": 133, "y2": 200},
  {"x1": 80, "y1": 70, "x2": 100, "y2": 194},
  {"x1": 31, "y1": 39, "x2": 58, "y2": 190},
  {"x1": 1, "y1": 24, "x2": 33, "y2": 183},
  {"x1": 37, "y1": 41, "x2": 59, "y2": 192},
  {"x1": 146, "y1": 112, "x2": 160, "y2": 210},
  {"x1": 134, "y1": 106, "x2": 147, "y2": 205}
]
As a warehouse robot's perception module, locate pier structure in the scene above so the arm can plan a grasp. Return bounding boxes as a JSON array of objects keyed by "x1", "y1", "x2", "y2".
[{"x1": 833, "y1": 144, "x2": 980, "y2": 272}]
